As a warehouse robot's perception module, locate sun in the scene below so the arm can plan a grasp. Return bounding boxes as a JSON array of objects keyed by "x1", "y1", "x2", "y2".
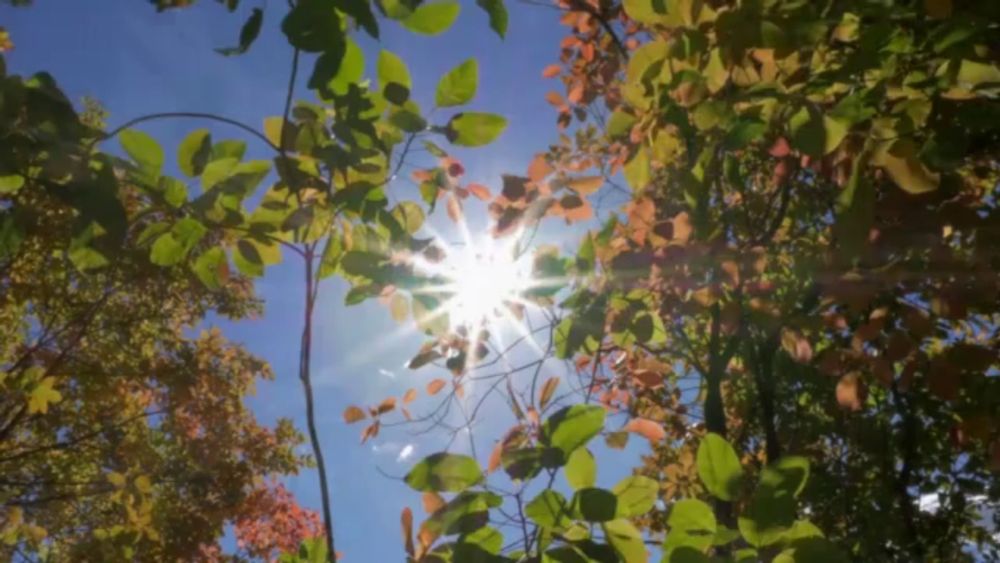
[{"x1": 418, "y1": 232, "x2": 533, "y2": 331}]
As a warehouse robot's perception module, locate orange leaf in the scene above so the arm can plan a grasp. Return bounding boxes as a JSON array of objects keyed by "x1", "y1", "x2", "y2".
[
  {"x1": 421, "y1": 491, "x2": 445, "y2": 514},
  {"x1": 403, "y1": 388, "x2": 418, "y2": 404},
  {"x1": 487, "y1": 441, "x2": 503, "y2": 474},
  {"x1": 632, "y1": 369, "x2": 663, "y2": 388},
  {"x1": 567, "y1": 82, "x2": 584, "y2": 104},
  {"x1": 541, "y1": 64, "x2": 561, "y2": 78},
  {"x1": 467, "y1": 183, "x2": 492, "y2": 200},
  {"x1": 454, "y1": 381, "x2": 465, "y2": 399},
  {"x1": 377, "y1": 397, "x2": 396, "y2": 415},
  {"x1": 780, "y1": 328, "x2": 813, "y2": 363},
  {"x1": 559, "y1": 194, "x2": 593, "y2": 222},
  {"x1": 401, "y1": 507, "x2": 414, "y2": 557},
  {"x1": 672, "y1": 211, "x2": 692, "y2": 244},
  {"x1": 769, "y1": 136, "x2": 791, "y2": 158},
  {"x1": 625, "y1": 418, "x2": 666, "y2": 443},
  {"x1": 545, "y1": 91, "x2": 566, "y2": 109},
  {"x1": 528, "y1": 154, "x2": 554, "y2": 182},
  {"x1": 426, "y1": 379, "x2": 446, "y2": 396},
  {"x1": 538, "y1": 377, "x2": 560, "y2": 410},
  {"x1": 446, "y1": 194, "x2": 463, "y2": 223},
  {"x1": 342, "y1": 405, "x2": 366, "y2": 424},
  {"x1": 836, "y1": 373, "x2": 866, "y2": 411},
  {"x1": 360, "y1": 421, "x2": 381, "y2": 443},
  {"x1": 565, "y1": 175, "x2": 603, "y2": 196}
]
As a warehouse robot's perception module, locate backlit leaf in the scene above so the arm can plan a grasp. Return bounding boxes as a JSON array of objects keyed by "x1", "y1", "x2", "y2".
[
  {"x1": 696, "y1": 433, "x2": 743, "y2": 501},
  {"x1": 405, "y1": 452, "x2": 482, "y2": 492},
  {"x1": 402, "y1": 1, "x2": 460, "y2": 36},
  {"x1": 445, "y1": 112, "x2": 507, "y2": 147},
  {"x1": 436, "y1": 59, "x2": 478, "y2": 107}
]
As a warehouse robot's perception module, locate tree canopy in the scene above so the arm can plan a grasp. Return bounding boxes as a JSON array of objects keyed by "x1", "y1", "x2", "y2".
[{"x1": 1, "y1": 0, "x2": 999, "y2": 561}]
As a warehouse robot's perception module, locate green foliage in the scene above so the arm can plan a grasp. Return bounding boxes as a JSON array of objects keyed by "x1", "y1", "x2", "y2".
[
  {"x1": 405, "y1": 453, "x2": 483, "y2": 492},
  {"x1": 436, "y1": 59, "x2": 478, "y2": 107},
  {"x1": 695, "y1": 433, "x2": 743, "y2": 502},
  {"x1": 445, "y1": 112, "x2": 507, "y2": 147},
  {"x1": 401, "y1": 1, "x2": 460, "y2": 35}
]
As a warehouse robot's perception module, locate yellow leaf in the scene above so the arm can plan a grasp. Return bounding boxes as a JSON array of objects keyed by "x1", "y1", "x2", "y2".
[
  {"x1": 874, "y1": 139, "x2": 940, "y2": 194},
  {"x1": 704, "y1": 48, "x2": 729, "y2": 94},
  {"x1": 27, "y1": 377, "x2": 62, "y2": 414},
  {"x1": 107, "y1": 472, "x2": 127, "y2": 488},
  {"x1": 389, "y1": 293, "x2": 409, "y2": 323},
  {"x1": 956, "y1": 59, "x2": 1000, "y2": 89},
  {"x1": 263, "y1": 116, "x2": 290, "y2": 148},
  {"x1": 134, "y1": 475, "x2": 152, "y2": 494}
]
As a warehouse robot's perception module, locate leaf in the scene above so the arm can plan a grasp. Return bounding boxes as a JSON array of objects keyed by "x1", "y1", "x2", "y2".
[
  {"x1": 565, "y1": 448, "x2": 596, "y2": 490},
  {"x1": 427, "y1": 378, "x2": 447, "y2": 395},
  {"x1": 526, "y1": 490, "x2": 570, "y2": 528},
  {"x1": 282, "y1": 0, "x2": 343, "y2": 52},
  {"x1": 538, "y1": 377, "x2": 559, "y2": 410},
  {"x1": 476, "y1": 0, "x2": 508, "y2": 38},
  {"x1": 467, "y1": 183, "x2": 491, "y2": 200},
  {"x1": 177, "y1": 129, "x2": 211, "y2": 177},
  {"x1": 565, "y1": 176, "x2": 603, "y2": 196},
  {"x1": 0, "y1": 175, "x2": 24, "y2": 194},
  {"x1": 572, "y1": 488, "x2": 617, "y2": 522},
  {"x1": 603, "y1": 519, "x2": 648, "y2": 563},
  {"x1": 541, "y1": 404, "x2": 605, "y2": 457},
  {"x1": 402, "y1": 1, "x2": 460, "y2": 36},
  {"x1": 780, "y1": 328, "x2": 813, "y2": 363},
  {"x1": 405, "y1": 452, "x2": 482, "y2": 492},
  {"x1": 436, "y1": 59, "x2": 479, "y2": 107},
  {"x1": 408, "y1": 347, "x2": 443, "y2": 369},
  {"x1": 873, "y1": 139, "x2": 939, "y2": 194},
  {"x1": 422, "y1": 491, "x2": 446, "y2": 514},
  {"x1": 696, "y1": 433, "x2": 744, "y2": 501},
  {"x1": 120, "y1": 129, "x2": 164, "y2": 182},
  {"x1": 924, "y1": 0, "x2": 952, "y2": 18},
  {"x1": 340, "y1": 0, "x2": 379, "y2": 38},
  {"x1": 445, "y1": 112, "x2": 507, "y2": 147},
  {"x1": 401, "y1": 507, "x2": 414, "y2": 557},
  {"x1": 612, "y1": 476, "x2": 657, "y2": 517},
  {"x1": 343, "y1": 405, "x2": 366, "y2": 424},
  {"x1": 191, "y1": 247, "x2": 228, "y2": 290},
  {"x1": 28, "y1": 377, "x2": 61, "y2": 414},
  {"x1": 624, "y1": 418, "x2": 665, "y2": 443},
  {"x1": 669, "y1": 499, "x2": 716, "y2": 534},
  {"x1": 215, "y1": 7, "x2": 262, "y2": 56},
  {"x1": 835, "y1": 373, "x2": 865, "y2": 411},
  {"x1": 378, "y1": 50, "x2": 412, "y2": 104},
  {"x1": 789, "y1": 107, "x2": 848, "y2": 157},
  {"x1": 956, "y1": 59, "x2": 1000, "y2": 88}
]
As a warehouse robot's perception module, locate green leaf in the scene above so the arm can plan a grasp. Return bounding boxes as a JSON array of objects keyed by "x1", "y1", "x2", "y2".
[
  {"x1": 526, "y1": 490, "x2": 570, "y2": 528},
  {"x1": 325, "y1": 37, "x2": 364, "y2": 96},
  {"x1": 773, "y1": 538, "x2": 848, "y2": 563},
  {"x1": 476, "y1": 0, "x2": 508, "y2": 38},
  {"x1": 390, "y1": 104, "x2": 428, "y2": 133},
  {"x1": 150, "y1": 218, "x2": 206, "y2": 266},
  {"x1": 668, "y1": 499, "x2": 716, "y2": 533},
  {"x1": 436, "y1": 59, "x2": 478, "y2": 107},
  {"x1": 234, "y1": 239, "x2": 264, "y2": 277},
  {"x1": 760, "y1": 456, "x2": 810, "y2": 499},
  {"x1": 405, "y1": 452, "x2": 483, "y2": 492},
  {"x1": 120, "y1": 129, "x2": 163, "y2": 182},
  {"x1": 445, "y1": 112, "x2": 507, "y2": 147},
  {"x1": 215, "y1": 7, "x2": 262, "y2": 56},
  {"x1": 873, "y1": 139, "x2": 939, "y2": 194},
  {"x1": 565, "y1": 448, "x2": 597, "y2": 490},
  {"x1": 340, "y1": 0, "x2": 379, "y2": 39},
  {"x1": 402, "y1": 1, "x2": 460, "y2": 35},
  {"x1": 425, "y1": 491, "x2": 501, "y2": 536},
  {"x1": 212, "y1": 139, "x2": 246, "y2": 161},
  {"x1": 612, "y1": 476, "x2": 658, "y2": 517},
  {"x1": 789, "y1": 108, "x2": 848, "y2": 158},
  {"x1": 178, "y1": 129, "x2": 212, "y2": 177},
  {"x1": 391, "y1": 201, "x2": 425, "y2": 234},
  {"x1": 696, "y1": 433, "x2": 743, "y2": 501},
  {"x1": 282, "y1": 0, "x2": 343, "y2": 52},
  {"x1": 956, "y1": 59, "x2": 1000, "y2": 88},
  {"x1": 623, "y1": 147, "x2": 650, "y2": 192},
  {"x1": 571, "y1": 488, "x2": 617, "y2": 522},
  {"x1": 192, "y1": 247, "x2": 227, "y2": 289},
  {"x1": 541, "y1": 404, "x2": 605, "y2": 457},
  {"x1": 500, "y1": 447, "x2": 546, "y2": 480},
  {"x1": 603, "y1": 519, "x2": 647, "y2": 563},
  {"x1": 607, "y1": 110, "x2": 636, "y2": 138},
  {"x1": 378, "y1": 49, "x2": 412, "y2": 105}
]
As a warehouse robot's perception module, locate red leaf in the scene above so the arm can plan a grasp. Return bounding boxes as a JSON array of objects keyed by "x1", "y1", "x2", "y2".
[
  {"x1": 769, "y1": 136, "x2": 791, "y2": 157},
  {"x1": 541, "y1": 64, "x2": 561, "y2": 78}
]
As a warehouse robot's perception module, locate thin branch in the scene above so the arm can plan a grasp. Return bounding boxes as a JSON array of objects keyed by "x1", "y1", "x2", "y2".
[{"x1": 101, "y1": 112, "x2": 280, "y2": 153}]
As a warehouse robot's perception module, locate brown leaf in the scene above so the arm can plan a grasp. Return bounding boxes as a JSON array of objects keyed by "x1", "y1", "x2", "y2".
[
  {"x1": 343, "y1": 405, "x2": 366, "y2": 424},
  {"x1": 924, "y1": 0, "x2": 952, "y2": 19},
  {"x1": 528, "y1": 154, "x2": 554, "y2": 182},
  {"x1": 402, "y1": 388, "x2": 418, "y2": 404},
  {"x1": 541, "y1": 64, "x2": 561, "y2": 78},
  {"x1": 377, "y1": 397, "x2": 397, "y2": 415},
  {"x1": 928, "y1": 357, "x2": 959, "y2": 401},
  {"x1": 836, "y1": 373, "x2": 865, "y2": 411},
  {"x1": 605, "y1": 431, "x2": 629, "y2": 450},
  {"x1": 421, "y1": 491, "x2": 445, "y2": 514},
  {"x1": 672, "y1": 212, "x2": 692, "y2": 244},
  {"x1": 502, "y1": 174, "x2": 529, "y2": 201},
  {"x1": 632, "y1": 369, "x2": 663, "y2": 388},
  {"x1": 559, "y1": 194, "x2": 593, "y2": 222},
  {"x1": 565, "y1": 175, "x2": 603, "y2": 195},
  {"x1": 780, "y1": 328, "x2": 814, "y2": 363},
  {"x1": 446, "y1": 194, "x2": 463, "y2": 223},
  {"x1": 426, "y1": 379, "x2": 446, "y2": 396},
  {"x1": 467, "y1": 183, "x2": 492, "y2": 200},
  {"x1": 401, "y1": 507, "x2": 414, "y2": 557},
  {"x1": 487, "y1": 441, "x2": 504, "y2": 474},
  {"x1": 625, "y1": 418, "x2": 666, "y2": 443},
  {"x1": 361, "y1": 420, "x2": 381, "y2": 443},
  {"x1": 545, "y1": 91, "x2": 566, "y2": 109},
  {"x1": 538, "y1": 377, "x2": 560, "y2": 410}
]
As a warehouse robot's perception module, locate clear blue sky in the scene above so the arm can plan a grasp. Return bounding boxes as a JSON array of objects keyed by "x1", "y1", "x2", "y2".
[{"x1": 3, "y1": 2, "x2": 647, "y2": 559}]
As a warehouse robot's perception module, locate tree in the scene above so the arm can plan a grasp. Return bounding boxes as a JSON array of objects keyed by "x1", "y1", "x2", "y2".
[{"x1": 0, "y1": 76, "x2": 319, "y2": 559}]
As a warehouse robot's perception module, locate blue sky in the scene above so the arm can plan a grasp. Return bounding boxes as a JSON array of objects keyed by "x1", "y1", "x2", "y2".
[{"x1": 3, "y1": 2, "x2": 649, "y2": 559}]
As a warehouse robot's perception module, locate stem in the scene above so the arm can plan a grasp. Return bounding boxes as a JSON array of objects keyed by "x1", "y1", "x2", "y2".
[
  {"x1": 101, "y1": 112, "x2": 280, "y2": 153},
  {"x1": 298, "y1": 245, "x2": 336, "y2": 561}
]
